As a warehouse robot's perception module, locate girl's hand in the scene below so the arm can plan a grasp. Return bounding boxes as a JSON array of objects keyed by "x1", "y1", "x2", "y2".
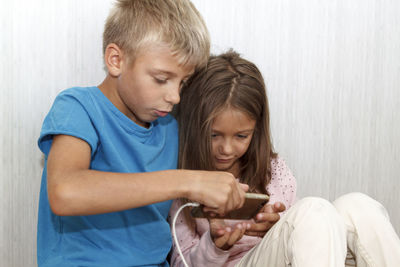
[
  {"x1": 245, "y1": 202, "x2": 286, "y2": 237},
  {"x1": 209, "y1": 219, "x2": 247, "y2": 250}
]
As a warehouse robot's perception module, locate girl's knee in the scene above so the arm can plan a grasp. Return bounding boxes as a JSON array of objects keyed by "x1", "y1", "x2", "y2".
[
  {"x1": 333, "y1": 192, "x2": 388, "y2": 219},
  {"x1": 283, "y1": 197, "x2": 346, "y2": 247},
  {"x1": 333, "y1": 192, "x2": 382, "y2": 211},
  {"x1": 295, "y1": 196, "x2": 333, "y2": 212},
  {"x1": 286, "y1": 197, "x2": 340, "y2": 225}
]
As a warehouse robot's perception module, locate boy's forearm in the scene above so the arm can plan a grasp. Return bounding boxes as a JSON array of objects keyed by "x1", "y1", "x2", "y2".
[
  {"x1": 47, "y1": 132, "x2": 246, "y2": 216},
  {"x1": 48, "y1": 169, "x2": 192, "y2": 216}
]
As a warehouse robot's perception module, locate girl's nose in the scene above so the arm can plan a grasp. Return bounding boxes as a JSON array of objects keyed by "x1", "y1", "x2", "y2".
[{"x1": 219, "y1": 140, "x2": 233, "y2": 155}]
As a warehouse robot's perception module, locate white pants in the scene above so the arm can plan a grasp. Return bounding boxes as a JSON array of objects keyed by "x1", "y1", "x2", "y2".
[{"x1": 235, "y1": 193, "x2": 400, "y2": 267}]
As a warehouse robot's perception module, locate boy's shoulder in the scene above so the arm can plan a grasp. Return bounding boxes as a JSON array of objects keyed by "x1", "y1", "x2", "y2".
[
  {"x1": 53, "y1": 86, "x2": 102, "y2": 110},
  {"x1": 57, "y1": 86, "x2": 97, "y2": 98}
]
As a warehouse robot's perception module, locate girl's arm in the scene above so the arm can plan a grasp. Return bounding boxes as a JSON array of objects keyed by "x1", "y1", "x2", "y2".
[
  {"x1": 47, "y1": 134, "x2": 247, "y2": 216},
  {"x1": 275, "y1": 156, "x2": 297, "y2": 209},
  {"x1": 169, "y1": 199, "x2": 231, "y2": 267},
  {"x1": 244, "y1": 156, "x2": 297, "y2": 236}
]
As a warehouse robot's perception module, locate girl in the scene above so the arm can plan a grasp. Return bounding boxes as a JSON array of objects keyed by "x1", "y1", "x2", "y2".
[{"x1": 169, "y1": 51, "x2": 400, "y2": 267}]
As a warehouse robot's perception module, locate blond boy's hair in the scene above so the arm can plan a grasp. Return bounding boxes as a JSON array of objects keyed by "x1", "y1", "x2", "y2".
[{"x1": 103, "y1": 0, "x2": 210, "y2": 68}]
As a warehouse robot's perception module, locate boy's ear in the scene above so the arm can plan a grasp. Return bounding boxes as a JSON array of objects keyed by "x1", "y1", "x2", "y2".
[{"x1": 104, "y1": 43, "x2": 124, "y2": 77}]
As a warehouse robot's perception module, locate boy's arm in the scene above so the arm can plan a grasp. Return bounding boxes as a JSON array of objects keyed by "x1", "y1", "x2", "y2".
[{"x1": 47, "y1": 134, "x2": 247, "y2": 216}]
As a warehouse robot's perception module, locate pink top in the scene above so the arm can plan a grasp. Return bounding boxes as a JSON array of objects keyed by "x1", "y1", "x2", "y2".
[{"x1": 168, "y1": 156, "x2": 297, "y2": 267}]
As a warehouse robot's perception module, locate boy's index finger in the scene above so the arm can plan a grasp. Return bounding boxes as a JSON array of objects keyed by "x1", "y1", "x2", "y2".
[{"x1": 238, "y1": 182, "x2": 249, "y2": 192}]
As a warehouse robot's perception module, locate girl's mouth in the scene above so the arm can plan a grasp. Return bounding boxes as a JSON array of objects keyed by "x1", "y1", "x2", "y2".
[{"x1": 216, "y1": 158, "x2": 233, "y2": 163}]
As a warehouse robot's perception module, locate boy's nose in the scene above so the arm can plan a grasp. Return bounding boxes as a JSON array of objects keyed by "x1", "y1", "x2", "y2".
[{"x1": 165, "y1": 85, "x2": 180, "y2": 105}]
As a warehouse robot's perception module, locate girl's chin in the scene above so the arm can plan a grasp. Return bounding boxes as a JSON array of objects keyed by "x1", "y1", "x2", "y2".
[{"x1": 214, "y1": 163, "x2": 234, "y2": 172}]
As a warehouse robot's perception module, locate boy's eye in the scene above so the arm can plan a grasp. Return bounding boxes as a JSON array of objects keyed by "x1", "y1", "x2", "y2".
[{"x1": 154, "y1": 77, "x2": 167, "y2": 84}]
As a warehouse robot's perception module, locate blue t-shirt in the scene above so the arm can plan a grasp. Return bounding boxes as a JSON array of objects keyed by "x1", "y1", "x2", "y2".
[{"x1": 37, "y1": 87, "x2": 178, "y2": 267}]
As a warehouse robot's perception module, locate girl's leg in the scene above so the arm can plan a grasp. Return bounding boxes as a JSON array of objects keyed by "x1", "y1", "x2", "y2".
[
  {"x1": 333, "y1": 192, "x2": 400, "y2": 267},
  {"x1": 235, "y1": 197, "x2": 347, "y2": 267}
]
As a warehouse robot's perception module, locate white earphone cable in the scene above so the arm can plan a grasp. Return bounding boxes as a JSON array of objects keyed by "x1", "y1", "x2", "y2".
[{"x1": 171, "y1": 202, "x2": 200, "y2": 267}]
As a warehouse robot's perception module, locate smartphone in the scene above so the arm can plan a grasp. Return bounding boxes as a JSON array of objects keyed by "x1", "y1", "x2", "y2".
[{"x1": 191, "y1": 193, "x2": 269, "y2": 220}]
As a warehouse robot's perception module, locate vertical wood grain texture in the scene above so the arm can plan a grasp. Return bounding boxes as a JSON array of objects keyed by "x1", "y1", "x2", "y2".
[
  {"x1": 1, "y1": 0, "x2": 399, "y2": 266},
  {"x1": 1, "y1": 1, "x2": 112, "y2": 266}
]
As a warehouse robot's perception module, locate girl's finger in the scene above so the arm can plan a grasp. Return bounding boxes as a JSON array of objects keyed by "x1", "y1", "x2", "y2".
[
  {"x1": 214, "y1": 231, "x2": 230, "y2": 248},
  {"x1": 244, "y1": 230, "x2": 266, "y2": 237},
  {"x1": 273, "y1": 202, "x2": 286, "y2": 213},
  {"x1": 262, "y1": 204, "x2": 274, "y2": 213},
  {"x1": 238, "y1": 223, "x2": 247, "y2": 238},
  {"x1": 226, "y1": 224, "x2": 245, "y2": 246},
  {"x1": 248, "y1": 221, "x2": 269, "y2": 231},
  {"x1": 209, "y1": 219, "x2": 227, "y2": 238},
  {"x1": 255, "y1": 212, "x2": 280, "y2": 223}
]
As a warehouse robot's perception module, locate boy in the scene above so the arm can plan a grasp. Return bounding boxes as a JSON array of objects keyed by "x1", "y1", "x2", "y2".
[{"x1": 37, "y1": 0, "x2": 247, "y2": 266}]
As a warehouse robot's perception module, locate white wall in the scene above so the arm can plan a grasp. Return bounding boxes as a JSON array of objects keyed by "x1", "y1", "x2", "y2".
[
  {"x1": 1, "y1": 1, "x2": 112, "y2": 266},
  {"x1": 1, "y1": 0, "x2": 399, "y2": 266}
]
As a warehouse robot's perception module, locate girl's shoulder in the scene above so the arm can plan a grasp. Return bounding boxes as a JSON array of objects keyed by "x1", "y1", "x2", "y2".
[
  {"x1": 270, "y1": 155, "x2": 289, "y2": 171},
  {"x1": 269, "y1": 155, "x2": 296, "y2": 185},
  {"x1": 268, "y1": 155, "x2": 297, "y2": 207}
]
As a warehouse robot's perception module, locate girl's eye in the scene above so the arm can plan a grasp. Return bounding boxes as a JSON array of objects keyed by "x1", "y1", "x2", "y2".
[
  {"x1": 211, "y1": 133, "x2": 218, "y2": 138},
  {"x1": 237, "y1": 134, "x2": 248, "y2": 139}
]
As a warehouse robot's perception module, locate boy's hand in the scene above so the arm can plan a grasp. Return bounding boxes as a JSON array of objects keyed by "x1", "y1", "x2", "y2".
[
  {"x1": 244, "y1": 202, "x2": 286, "y2": 237},
  {"x1": 187, "y1": 171, "x2": 248, "y2": 216},
  {"x1": 209, "y1": 219, "x2": 247, "y2": 250}
]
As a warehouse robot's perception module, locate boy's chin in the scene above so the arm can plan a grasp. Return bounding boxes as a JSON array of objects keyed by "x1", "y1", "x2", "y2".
[
  {"x1": 132, "y1": 114, "x2": 159, "y2": 128},
  {"x1": 133, "y1": 118, "x2": 152, "y2": 128}
]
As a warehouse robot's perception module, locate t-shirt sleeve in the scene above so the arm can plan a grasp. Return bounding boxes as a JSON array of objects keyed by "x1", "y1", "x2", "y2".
[{"x1": 38, "y1": 90, "x2": 99, "y2": 157}]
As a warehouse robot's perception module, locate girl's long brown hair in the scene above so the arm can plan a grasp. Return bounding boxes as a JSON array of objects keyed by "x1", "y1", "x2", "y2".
[{"x1": 177, "y1": 50, "x2": 276, "y2": 194}]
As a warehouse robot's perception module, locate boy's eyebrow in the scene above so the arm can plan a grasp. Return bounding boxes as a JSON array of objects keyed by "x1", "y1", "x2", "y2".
[{"x1": 151, "y1": 69, "x2": 194, "y2": 79}]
